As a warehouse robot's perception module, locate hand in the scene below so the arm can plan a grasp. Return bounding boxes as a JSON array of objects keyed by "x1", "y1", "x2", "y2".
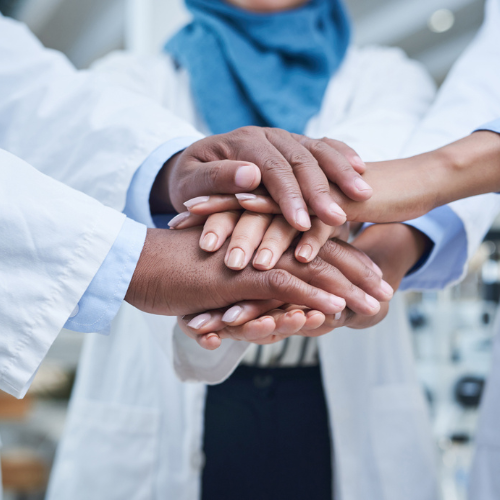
[
  {"x1": 180, "y1": 223, "x2": 429, "y2": 349},
  {"x1": 150, "y1": 127, "x2": 373, "y2": 231},
  {"x1": 176, "y1": 235, "x2": 394, "y2": 349}
]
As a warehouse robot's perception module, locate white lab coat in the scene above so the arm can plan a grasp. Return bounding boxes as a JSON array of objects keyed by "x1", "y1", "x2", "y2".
[
  {"x1": 48, "y1": 45, "x2": 442, "y2": 500},
  {"x1": 0, "y1": 14, "x2": 203, "y2": 393}
]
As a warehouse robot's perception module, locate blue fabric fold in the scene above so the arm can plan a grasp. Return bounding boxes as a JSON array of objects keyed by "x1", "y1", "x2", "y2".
[{"x1": 165, "y1": 0, "x2": 350, "y2": 134}]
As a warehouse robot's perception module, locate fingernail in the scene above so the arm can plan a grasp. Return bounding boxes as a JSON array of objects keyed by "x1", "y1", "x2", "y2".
[
  {"x1": 235, "y1": 164, "x2": 258, "y2": 189},
  {"x1": 297, "y1": 244, "x2": 313, "y2": 261},
  {"x1": 334, "y1": 312, "x2": 342, "y2": 320},
  {"x1": 354, "y1": 177, "x2": 372, "y2": 192},
  {"x1": 235, "y1": 193, "x2": 257, "y2": 201},
  {"x1": 200, "y1": 232, "x2": 218, "y2": 252},
  {"x1": 184, "y1": 196, "x2": 210, "y2": 209},
  {"x1": 352, "y1": 155, "x2": 366, "y2": 169},
  {"x1": 331, "y1": 296, "x2": 346, "y2": 309},
  {"x1": 380, "y1": 280, "x2": 394, "y2": 298},
  {"x1": 187, "y1": 313, "x2": 211, "y2": 329},
  {"x1": 371, "y1": 262, "x2": 383, "y2": 277},
  {"x1": 168, "y1": 211, "x2": 190, "y2": 228},
  {"x1": 254, "y1": 249, "x2": 273, "y2": 268},
  {"x1": 329, "y1": 202, "x2": 346, "y2": 220},
  {"x1": 227, "y1": 248, "x2": 245, "y2": 269},
  {"x1": 222, "y1": 305, "x2": 243, "y2": 323},
  {"x1": 295, "y1": 209, "x2": 311, "y2": 230},
  {"x1": 365, "y1": 293, "x2": 380, "y2": 310}
]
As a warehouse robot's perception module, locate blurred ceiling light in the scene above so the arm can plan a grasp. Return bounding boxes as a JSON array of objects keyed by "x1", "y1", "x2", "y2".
[{"x1": 428, "y1": 8, "x2": 456, "y2": 33}]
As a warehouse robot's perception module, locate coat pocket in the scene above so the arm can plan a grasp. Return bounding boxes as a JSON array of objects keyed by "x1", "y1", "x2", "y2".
[
  {"x1": 47, "y1": 399, "x2": 160, "y2": 500},
  {"x1": 369, "y1": 384, "x2": 439, "y2": 500}
]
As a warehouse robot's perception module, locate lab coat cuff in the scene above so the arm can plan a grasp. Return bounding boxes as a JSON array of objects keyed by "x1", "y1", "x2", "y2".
[
  {"x1": 399, "y1": 205, "x2": 468, "y2": 291},
  {"x1": 124, "y1": 136, "x2": 201, "y2": 227},
  {"x1": 64, "y1": 218, "x2": 147, "y2": 335}
]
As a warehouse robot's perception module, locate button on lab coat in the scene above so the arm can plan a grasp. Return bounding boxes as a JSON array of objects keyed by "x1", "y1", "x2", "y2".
[{"x1": 49, "y1": 44, "x2": 444, "y2": 500}]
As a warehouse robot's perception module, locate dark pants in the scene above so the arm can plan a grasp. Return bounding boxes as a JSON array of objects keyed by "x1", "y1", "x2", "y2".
[{"x1": 202, "y1": 365, "x2": 333, "y2": 500}]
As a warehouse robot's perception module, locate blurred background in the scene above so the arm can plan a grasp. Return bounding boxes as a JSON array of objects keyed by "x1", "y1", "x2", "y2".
[{"x1": 0, "y1": 0, "x2": 497, "y2": 499}]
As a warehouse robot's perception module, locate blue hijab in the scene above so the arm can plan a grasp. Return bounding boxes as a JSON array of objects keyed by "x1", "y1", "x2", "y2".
[{"x1": 165, "y1": 0, "x2": 351, "y2": 134}]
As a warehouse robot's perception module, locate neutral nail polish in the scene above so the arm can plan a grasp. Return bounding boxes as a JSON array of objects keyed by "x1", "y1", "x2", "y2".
[
  {"x1": 184, "y1": 196, "x2": 210, "y2": 209},
  {"x1": 254, "y1": 249, "x2": 273, "y2": 267},
  {"x1": 222, "y1": 305, "x2": 243, "y2": 323},
  {"x1": 187, "y1": 313, "x2": 211, "y2": 329},
  {"x1": 380, "y1": 280, "x2": 394, "y2": 298},
  {"x1": 235, "y1": 164, "x2": 258, "y2": 189},
  {"x1": 334, "y1": 312, "x2": 342, "y2": 320},
  {"x1": 297, "y1": 244, "x2": 313, "y2": 261},
  {"x1": 235, "y1": 193, "x2": 257, "y2": 201},
  {"x1": 354, "y1": 177, "x2": 372, "y2": 192},
  {"x1": 227, "y1": 248, "x2": 245, "y2": 269},
  {"x1": 331, "y1": 296, "x2": 346, "y2": 309},
  {"x1": 168, "y1": 211, "x2": 190, "y2": 228},
  {"x1": 200, "y1": 232, "x2": 218, "y2": 252},
  {"x1": 295, "y1": 209, "x2": 311, "y2": 230},
  {"x1": 329, "y1": 202, "x2": 346, "y2": 219},
  {"x1": 352, "y1": 155, "x2": 366, "y2": 169},
  {"x1": 365, "y1": 293, "x2": 380, "y2": 310}
]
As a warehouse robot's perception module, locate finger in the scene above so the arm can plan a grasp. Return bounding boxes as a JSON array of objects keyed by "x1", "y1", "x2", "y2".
[
  {"x1": 235, "y1": 193, "x2": 282, "y2": 214},
  {"x1": 225, "y1": 212, "x2": 273, "y2": 270},
  {"x1": 301, "y1": 136, "x2": 373, "y2": 202},
  {"x1": 221, "y1": 300, "x2": 284, "y2": 325},
  {"x1": 318, "y1": 240, "x2": 393, "y2": 302},
  {"x1": 271, "y1": 309, "x2": 308, "y2": 336},
  {"x1": 184, "y1": 195, "x2": 241, "y2": 215},
  {"x1": 179, "y1": 160, "x2": 262, "y2": 201},
  {"x1": 168, "y1": 211, "x2": 208, "y2": 229},
  {"x1": 199, "y1": 211, "x2": 241, "y2": 252},
  {"x1": 253, "y1": 215, "x2": 298, "y2": 270},
  {"x1": 319, "y1": 137, "x2": 366, "y2": 173},
  {"x1": 295, "y1": 218, "x2": 336, "y2": 263},
  {"x1": 267, "y1": 132, "x2": 348, "y2": 227},
  {"x1": 217, "y1": 315, "x2": 278, "y2": 343}
]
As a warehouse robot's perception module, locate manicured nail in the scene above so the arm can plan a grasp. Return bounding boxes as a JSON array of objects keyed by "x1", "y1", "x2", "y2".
[
  {"x1": 168, "y1": 211, "x2": 190, "y2": 228},
  {"x1": 222, "y1": 305, "x2": 243, "y2": 323},
  {"x1": 380, "y1": 280, "x2": 394, "y2": 298},
  {"x1": 227, "y1": 248, "x2": 245, "y2": 269},
  {"x1": 329, "y1": 202, "x2": 346, "y2": 220},
  {"x1": 295, "y1": 209, "x2": 311, "y2": 230},
  {"x1": 334, "y1": 312, "x2": 342, "y2": 320},
  {"x1": 187, "y1": 313, "x2": 211, "y2": 329},
  {"x1": 254, "y1": 249, "x2": 273, "y2": 268},
  {"x1": 354, "y1": 177, "x2": 372, "y2": 192},
  {"x1": 235, "y1": 193, "x2": 257, "y2": 201},
  {"x1": 331, "y1": 296, "x2": 346, "y2": 309},
  {"x1": 184, "y1": 196, "x2": 210, "y2": 209},
  {"x1": 235, "y1": 164, "x2": 258, "y2": 189},
  {"x1": 200, "y1": 232, "x2": 218, "y2": 252},
  {"x1": 297, "y1": 244, "x2": 313, "y2": 261},
  {"x1": 352, "y1": 155, "x2": 366, "y2": 169},
  {"x1": 365, "y1": 293, "x2": 380, "y2": 310}
]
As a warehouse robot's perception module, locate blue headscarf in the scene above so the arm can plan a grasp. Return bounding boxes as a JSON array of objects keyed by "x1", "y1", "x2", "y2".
[{"x1": 165, "y1": 0, "x2": 350, "y2": 134}]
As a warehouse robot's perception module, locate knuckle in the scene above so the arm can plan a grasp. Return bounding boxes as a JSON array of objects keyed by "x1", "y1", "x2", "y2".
[
  {"x1": 206, "y1": 163, "x2": 223, "y2": 186},
  {"x1": 267, "y1": 269, "x2": 295, "y2": 293},
  {"x1": 307, "y1": 257, "x2": 329, "y2": 279},
  {"x1": 262, "y1": 156, "x2": 288, "y2": 174},
  {"x1": 323, "y1": 240, "x2": 346, "y2": 261}
]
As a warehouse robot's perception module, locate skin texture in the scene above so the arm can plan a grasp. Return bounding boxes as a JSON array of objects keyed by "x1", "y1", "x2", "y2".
[
  {"x1": 178, "y1": 223, "x2": 429, "y2": 349},
  {"x1": 150, "y1": 127, "x2": 372, "y2": 232},
  {"x1": 226, "y1": 0, "x2": 308, "y2": 13},
  {"x1": 125, "y1": 227, "x2": 393, "y2": 319}
]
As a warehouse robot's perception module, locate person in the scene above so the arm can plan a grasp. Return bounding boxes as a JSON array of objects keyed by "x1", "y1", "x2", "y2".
[
  {"x1": 0, "y1": 9, "x2": 384, "y2": 402},
  {"x1": 47, "y1": 1, "x2": 449, "y2": 499}
]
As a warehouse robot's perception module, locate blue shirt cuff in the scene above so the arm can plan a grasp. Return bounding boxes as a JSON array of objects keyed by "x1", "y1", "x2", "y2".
[
  {"x1": 399, "y1": 205, "x2": 468, "y2": 291},
  {"x1": 475, "y1": 118, "x2": 500, "y2": 135},
  {"x1": 124, "y1": 136, "x2": 201, "y2": 227},
  {"x1": 64, "y1": 218, "x2": 147, "y2": 335}
]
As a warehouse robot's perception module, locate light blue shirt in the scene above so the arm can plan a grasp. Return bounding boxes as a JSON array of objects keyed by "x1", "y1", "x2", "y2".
[
  {"x1": 64, "y1": 137, "x2": 199, "y2": 334},
  {"x1": 400, "y1": 118, "x2": 500, "y2": 291}
]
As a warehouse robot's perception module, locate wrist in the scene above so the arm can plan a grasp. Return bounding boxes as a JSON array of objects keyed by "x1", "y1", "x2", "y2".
[
  {"x1": 149, "y1": 152, "x2": 181, "y2": 214},
  {"x1": 354, "y1": 223, "x2": 431, "y2": 289}
]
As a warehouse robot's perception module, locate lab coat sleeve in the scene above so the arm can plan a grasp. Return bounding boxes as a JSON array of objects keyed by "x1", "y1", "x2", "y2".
[
  {"x1": 477, "y1": 118, "x2": 500, "y2": 134},
  {"x1": 396, "y1": 0, "x2": 500, "y2": 289},
  {"x1": 0, "y1": 14, "x2": 203, "y2": 213},
  {"x1": 0, "y1": 149, "x2": 133, "y2": 398}
]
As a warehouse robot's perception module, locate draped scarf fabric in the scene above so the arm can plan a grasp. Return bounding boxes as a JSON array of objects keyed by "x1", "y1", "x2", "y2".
[{"x1": 165, "y1": 0, "x2": 350, "y2": 134}]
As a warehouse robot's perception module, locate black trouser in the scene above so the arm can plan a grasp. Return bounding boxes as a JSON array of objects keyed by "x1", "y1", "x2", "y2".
[{"x1": 202, "y1": 365, "x2": 333, "y2": 500}]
